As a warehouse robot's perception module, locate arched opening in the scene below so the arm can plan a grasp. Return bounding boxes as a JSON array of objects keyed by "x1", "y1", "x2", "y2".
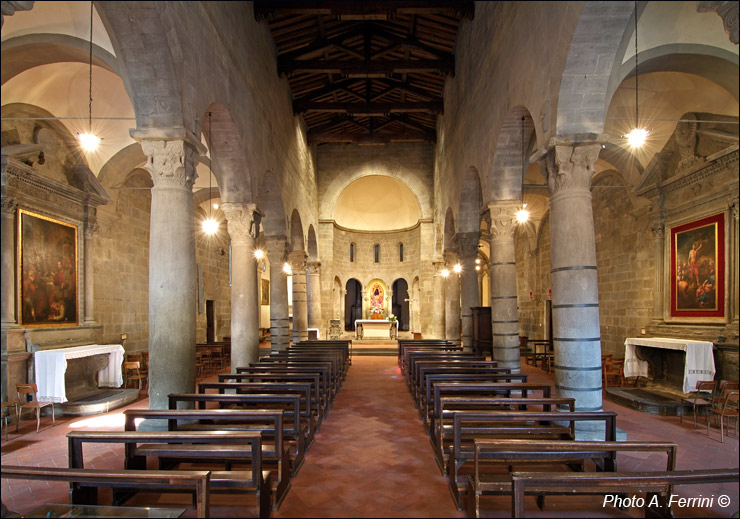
[
  {"x1": 392, "y1": 278, "x2": 410, "y2": 332},
  {"x1": 344, "y1": 278, "x2": 362, "y2": 331}
]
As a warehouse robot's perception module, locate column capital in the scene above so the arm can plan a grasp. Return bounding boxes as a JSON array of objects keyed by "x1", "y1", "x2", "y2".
[
  {"x1": 307, "y1": 260, "x2": 321, "y2": 274},
  {"x1": 264, "y1": 235, "x2": 288, "y2": 262},
  {"x1": 457, "y1": 232, "x2": 480, "y2": 259},
  {"x1": 222, "y1": 202, "x2": 259, "y2": 245},
  {"x1": 651, "y1": 225, "x2": 665, "y2": 239},
  {"x1": 487, "y1": 200, "x2": 520, "y2": 240},
  {"x1": 1, "y1": 195, "x2": 17, "y2": 215},
  {"x1": 132, "y1": 128, "x2": 205, "y2": 190},
  {"x1": 534, "y1": 134, "x2": 607, "y2": 197},
  {"x1": 288, "y1": 250, "x2": 307, "y2": 272},
  {"x1": 730, "y1": 197, "x2": 739, "y2": 220}
]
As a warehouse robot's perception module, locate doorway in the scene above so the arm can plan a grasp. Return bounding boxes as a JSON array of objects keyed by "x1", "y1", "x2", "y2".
[
  {"x1": 392, "y1": 278, "x2": 410, "y2": 332},
  {"x1": 344, "y1": 279, "x2": 362, "y2": 331},
  {"x1": 206, "y1": 300, "x2": 215, "y2": 342}
]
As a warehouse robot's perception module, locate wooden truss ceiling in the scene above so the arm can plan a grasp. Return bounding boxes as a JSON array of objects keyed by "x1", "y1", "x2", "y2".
[{"x1": 254, "y1": 1, "x2": 474, "y2": 145}]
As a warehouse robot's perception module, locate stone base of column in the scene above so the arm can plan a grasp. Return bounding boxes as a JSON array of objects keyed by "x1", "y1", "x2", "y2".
[{"x1": 270, "y1": 318, "x2": 290, "y2": 351}]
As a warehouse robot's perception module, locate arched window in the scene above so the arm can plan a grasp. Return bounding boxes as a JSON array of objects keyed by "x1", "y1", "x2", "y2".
[
  {"x1": 399, "y1": 243, "x2": 404, "y2": 262},
  {"x1": 350, "y1": 243, "x2": 355, "y2": 262},
  {"x1": 374, "y1": 244, "x2": 380, "y2": 263}
]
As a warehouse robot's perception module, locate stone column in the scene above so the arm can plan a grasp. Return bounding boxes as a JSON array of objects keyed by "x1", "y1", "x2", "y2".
[
  {"x1": 651, "y1": 225, "x2": 665, "y2": 321},
  {"x1": 222, "y1": 202, "x2": 260, "y2": 369},
  {"x1": 132, "y1": 129, "x2": 204, "y2": 411},
  {"x1": 289, "y1": 250, "x2": 308, "y2": 344},
  {"x1": 488, "y1": 201, "x2": 522, "y2": 373},
  {"x1": 83, "y1": 215, "x2": 98, "y2": 325},
  {"x1": 432, "y1": 260, "x2": 446, "y2": 338},
  {"x1": 265, "y1": 236, "x2": 290, "y2": 351},
  {"x1": 1, "y1": 195, "x2": 17, "y2": 328},
  {"x1": 458, "y1": 232, "x2": 480, "y2": 351},
  {"x1": 539, "y1": 135, "x2": 606, "y2": 429},
  {"x1": 444, "y1": 251, "x2": 461, "y2": 345},
  {"x1": 306, "y1": 260, "x2": 322, "y2": 331}
]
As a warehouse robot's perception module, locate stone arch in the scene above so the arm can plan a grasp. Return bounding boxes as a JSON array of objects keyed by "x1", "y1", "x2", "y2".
[
  {"x1": 289, "y1": 209, "x2": 305, "y2": 252},
  {"x1": 555, "y1": 1, "x2": 635, "y2": 135},
  {"x1": 1, "y1": 33, "x2": 119, "y2": 85},
  {"x1": 333, "y1": 276, "x2": 343, "y2": 320},
  {"x1": 443, "y1": 207, "x2": 457, "y2": 253},
  {"x1": 258, "y1": 170, "x2": 287, "y2": 237},
  {"x1": 202, "y1": 103, "x2": 253, "y2": 204},
  {"x1": 97, "y1": 143, "x2": 146, "y2": 191},
  {"x1": 490, "y1": 107, "x2": 536, "y2": 202},
  {"x1": 95, "y1": 2, "x2": 185, "y2": 129},
  {"x1": 458, "y1": 166, "x2": 482, "y2": 233},
  {"x1": 307, "y1": 225, "x2": 319, "y2": 261}
]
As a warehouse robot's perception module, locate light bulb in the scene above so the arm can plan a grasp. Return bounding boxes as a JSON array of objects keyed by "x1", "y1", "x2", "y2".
[
  {"x1": 254, "y1": 249, "x2": 264, "y2": 259},
  {"x1": 283, "y1": 263, "x2": 292, "y2": 274},
  {"x1": 213, "y1": 203, "x2": 220, "y2": 210},
  {"x1": 441, "y1": 269, "x2": 449, "y2": 278},
  {"x1": 453, "y1": 264, "x2": 462, "y2": 274},
  {"x1": 626, "y1": 128, "x2": 649, "y2": 148},
  {"x1": 78, "y1": 132, "x2": 100, "y2": 151},
  {"x1": 202, "y1": 218, "x2": 219, "y2": 235},
  {"x1": 516, "y1": 209, "x2": 530, "y2": 223}
]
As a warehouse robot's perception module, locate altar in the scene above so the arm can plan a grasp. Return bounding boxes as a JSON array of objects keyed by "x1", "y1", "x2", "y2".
[
  {"x1": 623, "y1": 337, "x2": 715, "y2": 393},
  {"x1": 34, "y1": 344, "x2": 125, "y2": 403},
  {"x1": 355, "y1": 319, "x2": 398, "y2": 340}
]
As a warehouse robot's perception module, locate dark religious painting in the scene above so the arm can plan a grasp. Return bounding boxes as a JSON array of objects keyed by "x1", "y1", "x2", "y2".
[
  {"x1": 261, "y1": 278, "x2": 270, "y2": 305},
  {"x1": 670, "y1": 212, "x2": 724, "y2": 318},
  {"x1": 19, "y1": 209, "x2": 78, "y2": 326}
]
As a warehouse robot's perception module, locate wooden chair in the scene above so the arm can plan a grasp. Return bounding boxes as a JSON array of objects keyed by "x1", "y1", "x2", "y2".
[
  {"x1": 602, "y1": 357, "x2": 625, "y2": 388},
  {"x1": 679, "y1": 380, "x2": 717, "y2": 429},
  {"x1": 710, "y1": 390, "x2": 738, "y2": 443},
  {"x1": 123, "y1": 361, "x2": 145, "y2": 391},
  {"x1": 16, "y1": 383, "x2": 55, "y2": 433},
  {"x1": 1, "y1": 401, "x2": 19, "y2": 440},
  {"x1": 127, "y1": 354, "x2": 148, "y2": 389},
  {"x1": 195, "y1": 351, "x2": 206, "y2": 379}
]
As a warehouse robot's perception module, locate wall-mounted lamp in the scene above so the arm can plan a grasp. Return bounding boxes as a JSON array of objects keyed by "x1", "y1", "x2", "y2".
[
  {"x1": 441, "y1": 269, "x2": 450, "y2": 278},
  {"x1": 283, "y1": 263, "x2": 292, "y2": 275},
  {"x1": 453, "y1": 264, "x2": 462, "y2": 274},
  {"x1": 516, "y1": 204, "x2": 530, "y2": 224}
]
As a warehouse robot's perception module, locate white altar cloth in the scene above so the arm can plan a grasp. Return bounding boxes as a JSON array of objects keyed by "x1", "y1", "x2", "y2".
[
  {"x1": 355, "y1": 319, "x2": 398, "y2": 339},
  {"x1": 34, "y1": 344, "x2": 125, "y2": 403},
  {"x1": 623, "y1": 337, "x2": 715, "y2": 393}
]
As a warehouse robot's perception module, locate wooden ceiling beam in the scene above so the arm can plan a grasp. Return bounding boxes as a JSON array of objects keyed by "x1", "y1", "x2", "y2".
[
  {"x1": 374, "y1": 78, "x2": 439, "y2": 100},
  {"x1": 308, "y1": 130, "x2": 436, "y2": 145},
  {"x1": 295, "y1": 101, "x2": 443, "y2": 115},
  {"x1": 279, "y1": 58, "x2": 454, "y2": 76},
  {"x1": 277, "y1": 27, "x2": 362, "y2": 62},
  {"x1": 255, "y1": 2, "x2": 474, "y2": 20},
  {"x1": 371, "y1": 26, "x2": 453, "y2": 60}
]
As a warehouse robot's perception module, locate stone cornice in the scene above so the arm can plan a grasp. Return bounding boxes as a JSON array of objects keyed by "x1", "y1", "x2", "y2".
[{"x1": 129, "y1": 127, "x2": 207, "y2": 156}]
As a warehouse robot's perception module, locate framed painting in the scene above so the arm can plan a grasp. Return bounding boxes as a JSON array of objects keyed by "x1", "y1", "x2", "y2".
[
  {"x1": 261, "y1": 278, "x2": 270, "y2": 305},
  {"x1": 670, "y1": 212, "x2": 724, "y2": 318},
  {"x1": 18, "y1": 209, "x2": 78, "y2": 326}
]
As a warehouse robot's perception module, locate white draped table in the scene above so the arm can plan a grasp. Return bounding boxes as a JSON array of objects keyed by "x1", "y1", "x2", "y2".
[
  {"x1": 623, "y1": 337, "x2": 715, "y2": 393},
  {"x1": 34, "y1": 344, "x2": 125, "y2": 403},
  {"x1": 355, "y1": 319, "x2": 398, "y2": 339}
]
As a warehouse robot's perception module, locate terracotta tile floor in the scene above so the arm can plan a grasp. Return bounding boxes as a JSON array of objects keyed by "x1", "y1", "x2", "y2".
[{"x1": 2, "y1": 355, "x2": 738, "y2": 518}]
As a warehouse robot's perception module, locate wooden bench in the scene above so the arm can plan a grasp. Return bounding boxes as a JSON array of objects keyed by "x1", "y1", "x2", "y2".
[
  {"x1": 405, "y1": 354, "x2": 486, "y2": 386},
  {"x1": 168, "y1": 392, "x2": 310, "y2": 472},
  {"x1": 398, "y1": 341, "x2": 459, "y2": 368},
  {"x1": 525, "y1": 340, "x2": 552, "y2": 370},
  {"x1": 222, "y1": 372, "x2": 329, "y2": 419},
  {"x1": 260, "y1": 354, "x2": 344, "y2": 392},
  {"x1": 411, "y1": 361, "x2": 504, "y2": 398},
  {"x1": 123, "y1": 408, "x2": 291, "y2": 510},
  {"x1": 398, "y1": 339, "x2": 454, "y2": 362},
  {"x1": 510, "y1": 468, "x2": 739, "y2": 519},
  {"x1": 467, "y1": 439, "x2": 676, "y2": 518},
  {"x1": 447, "y1": 410, "x2": 618, "y2": 509},
  {"x1": 236, "y1": 365, "x2": 334, "y2": 409},
  {"x1": 67, "y1": 430, "x2": 272, "y2": 518},
  {"x1": 1, "y1": 465, "x2": 211, "y2": 518},
  {"x1": 293, "y1": 340, "x2": 352, "y2": 367}
]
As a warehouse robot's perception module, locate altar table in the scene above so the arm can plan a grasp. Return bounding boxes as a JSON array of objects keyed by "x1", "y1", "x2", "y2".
[
  {"x1": 623, "y1": 337, "x2": 715, "y2": 393},
  {"x1": 355, "y1": 319, "x2": 398, "y2": 339},
  {"x1": 34, "y1": 344, "x2": 125, "y2": 403}
]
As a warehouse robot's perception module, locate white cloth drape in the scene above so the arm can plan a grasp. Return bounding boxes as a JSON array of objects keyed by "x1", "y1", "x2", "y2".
[{"x1": 34, "y1": 344, "x2": 125, "y2": 403}]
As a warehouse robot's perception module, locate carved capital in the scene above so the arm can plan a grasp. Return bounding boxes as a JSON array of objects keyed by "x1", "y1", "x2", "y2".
[
  {"x1": 221, "y1": 202, "x2": 259, "y2": 244},
  {"x1": 84, "y1": 223, "x2": 99, "y2": 239},
  {"x1": 264, "y1": 235, "x2": 288, "y2": 264},
  {"x1": 730, "y1": 198, "x2": 739, "y2": 220},
  {"x1": 487, "y1": 201, "x2": 520, "y2": 240},
  {"x1": 1, "y1": 196, "x2": 18, "y2": 215},
  {"x1": 288, "y1": 250, "x2": 307, "y2": 273},
  {"x1": 457, "y1": 232, "x2": 480, "y2": 259},
  {"x1": 651, "y1": 225, "x2": 664, "y2": 241},
  {"x1": 541, "y1": 142, "x2": 603, "y2": 196},
  {"x1": 307, "y1": 260, "x2": 321, "y2": 275},
  {"x1": 698, "y1": 1, "x2": 739, "y2": 44},
  {"x1": 137, "y1": 139, "x2": 199, "y2": 190}
]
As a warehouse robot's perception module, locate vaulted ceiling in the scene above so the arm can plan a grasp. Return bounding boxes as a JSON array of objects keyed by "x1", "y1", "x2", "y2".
[{"x1": 254, "y1": 1, "x2": 474, "y2": 145}]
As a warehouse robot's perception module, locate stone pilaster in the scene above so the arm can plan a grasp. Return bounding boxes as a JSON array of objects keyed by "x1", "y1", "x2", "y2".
[
  {"x1": 432, "y1": 260, "x2": 446, "y2": 339},
  {"x1": 289, "y1": 250, "x2": 308, "y2": 344},
  {"x1": 538, "y1": 134, "x2": 607, "y2": 427},
  {"x1": 222, "y1": 202, "x2": 260, "y2": 369},
  {"x1": 1, "y1": 195, "x2": 17, "y2": 327},
  {"x1": 83, "y1": 216, "x2": 98, "y2": 325},
  {"x1": 731, "y1": 199, "x2": 739, "y2": 325},
  {"x1": 265, "y1": 236, "x2": 290, "y2": 352},
  {"x1": 444, "y1": 251, "x2": 461, "y2": 345},
  {"x1": 132, "y1": 128, "x2": 204, "y2": 411},
  {"x1": 458, "y1": 232, "x2": 480, "y2": 351},
  {"x1": 306, "y1": 260, "x2": 322, "y2": 331},
  {"x1": 651, "y1": 225, "x2": 665, "y2": 322},
  {"x1": 488, "y1": 201, "x2": 522, "y2": 373}
]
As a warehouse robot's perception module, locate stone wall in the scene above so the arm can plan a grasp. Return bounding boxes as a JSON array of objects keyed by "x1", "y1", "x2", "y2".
[
  {"x1": 516, "y1": 213, "x2": 552, "y2": 341},
  {"x1": 194, "y1": 223, "x2": 231, "y2": 343}
]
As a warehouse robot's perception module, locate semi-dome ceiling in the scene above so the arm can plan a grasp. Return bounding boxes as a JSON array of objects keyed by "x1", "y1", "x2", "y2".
[{"x1": 334, "y1": 175, "x2": 421, "y2": 230}]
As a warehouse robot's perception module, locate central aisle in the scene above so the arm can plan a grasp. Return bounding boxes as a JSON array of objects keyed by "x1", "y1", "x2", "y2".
[{"x1": 274, "y1": 355, "x2": 464, "y2": 518}]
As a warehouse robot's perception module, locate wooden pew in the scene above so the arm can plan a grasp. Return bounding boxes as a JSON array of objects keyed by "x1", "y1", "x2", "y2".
[
  {"x1": 433, "y1": 397, "x2": 575, "y2": 474},
  {"x1": 446, "y1": 410, "x2": 618, "y2": 509},
  {"x1": 510, "y1": 468, "x2": 739, "y2": 519},
  {"x1": 260, "y1": 354, "x2": 344, "y2": 390},
  {"x1": 221, "y1": 372, "x2": 329, "y2": 418},
  {"x1": 67, "y1": 430, "x2": 272, "y2": 518},
  {"x1": 168, "y1": 392, "x2": 310, "y2": 472},
  {"x1": 123, "y1": 408, "x2": 291, "y2": 510},
  {"x1": 293, "y1": 340, "x2": 352, "y2": 367},
  {"x1": 236, "y1": 365, "x2": 333, "y2": 408},
  {"x1": 1, "y1": 466, "x2": 211, "y2": 518},
  {"x1": 467, "y1": 439, "x2": 676, "y2": 518},
  {"x1": 399, "y1": 342, "x2": 460, "y2": 369},
  {"x1": 398, "y1": 339, "x2": 454, "y2": 364},
  {"x1": 404, "y1": 353, "x2": 486, "y2": 385}
]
